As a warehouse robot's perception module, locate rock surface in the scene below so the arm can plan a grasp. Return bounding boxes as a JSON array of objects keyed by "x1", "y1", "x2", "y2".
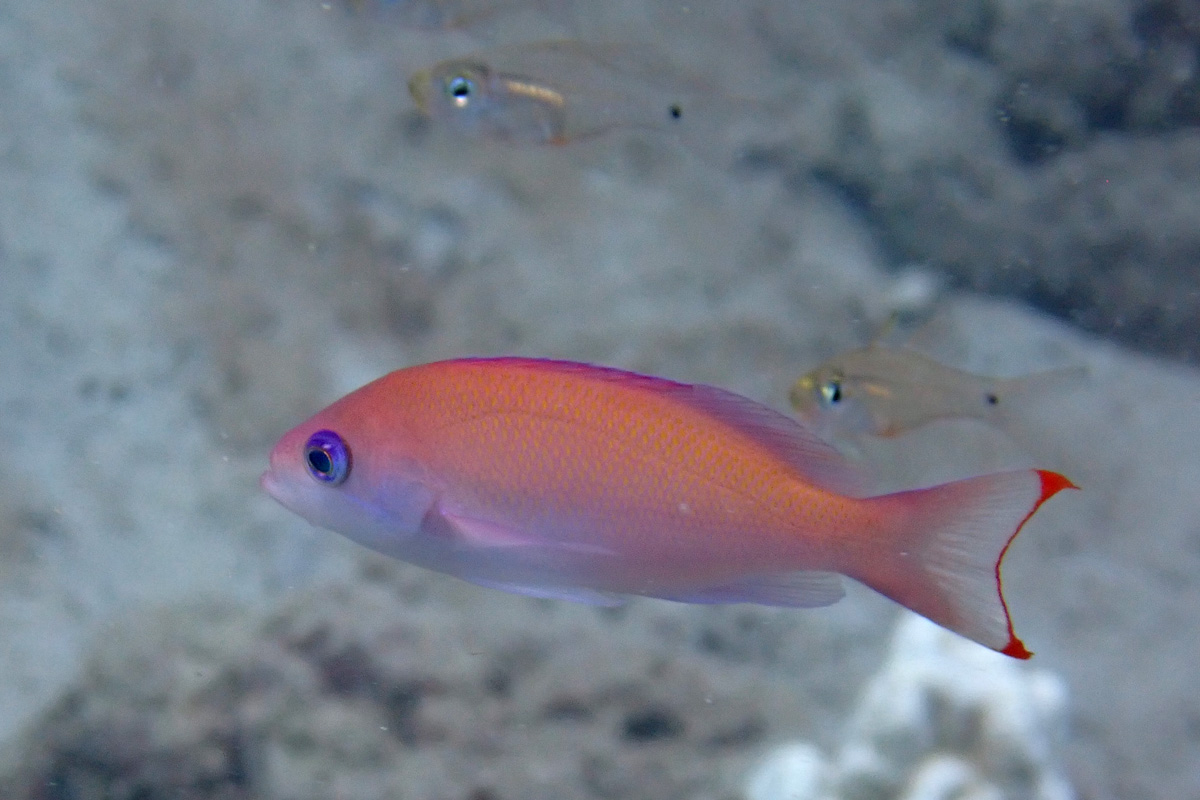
[{"x1": 1, "y1": 0, "x2": 1198, "y2": 799}]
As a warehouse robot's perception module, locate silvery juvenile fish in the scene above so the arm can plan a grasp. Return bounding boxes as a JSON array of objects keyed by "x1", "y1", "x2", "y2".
[
  {"x1": 789, "y1": 344, "x2": 1088, "y2": 439},
  {"x1": 262, "y1": 357, "x2": 1078, "y2": 658},
  {"x1": 407, "y1": 40, "x2": 748, "y2": 148}
]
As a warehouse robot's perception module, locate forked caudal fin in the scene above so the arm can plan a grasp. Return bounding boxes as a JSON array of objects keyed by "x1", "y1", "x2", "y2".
[{"x1": 853, "y1": 469, "x2": 1076, "y2": 659}]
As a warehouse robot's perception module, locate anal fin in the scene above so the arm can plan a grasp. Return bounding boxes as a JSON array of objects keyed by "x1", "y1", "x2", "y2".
[
  {"x1": 651, "y1": 570, "x2": 844, "y2": 608},
  {"x1": 464, "y1": 576, "x2": 625, "y2": 606}
]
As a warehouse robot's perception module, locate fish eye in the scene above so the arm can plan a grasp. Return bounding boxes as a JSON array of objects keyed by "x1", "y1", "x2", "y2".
[
  {"x1": 304, "y1": 429, "x2": 351, "y2": 485},
  {"x1": 445, "y1": 74, "x2": 476, "y2": 108},
  {"x1": 820, "y1": 380, "x2": 843, "y2": 406}
]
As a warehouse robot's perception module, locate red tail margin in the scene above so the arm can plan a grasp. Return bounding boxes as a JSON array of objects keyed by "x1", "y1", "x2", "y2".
[{"x1": 999, "y1": 470, "x2": 1079, "y2": 659}]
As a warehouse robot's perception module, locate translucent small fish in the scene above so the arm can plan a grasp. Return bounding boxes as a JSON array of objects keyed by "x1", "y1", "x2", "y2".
[
  {"x1": 262, "y1": 357, "x2": 1077, "y2": 657},
  {"x1": 789, "y1": 344, "x2": 1088, "y2": 439},
  {"x1": 407, "y1": 40, "x2": 744, "y2": 147}
]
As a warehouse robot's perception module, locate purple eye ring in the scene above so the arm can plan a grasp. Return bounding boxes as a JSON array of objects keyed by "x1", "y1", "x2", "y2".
[{"x1": 304, "y1": 430, "x2": 351, "y2": 485}]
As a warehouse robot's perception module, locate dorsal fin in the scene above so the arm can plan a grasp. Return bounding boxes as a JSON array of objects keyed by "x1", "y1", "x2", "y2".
[
  {"x1": 460, "y1": 357, "x2": 872, "y2": 497},
  {"x1": 676, "y1": 382, "x2": 871, "y2": 497}
]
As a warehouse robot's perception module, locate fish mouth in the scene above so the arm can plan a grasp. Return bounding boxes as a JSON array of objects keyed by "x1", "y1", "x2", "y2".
[
  {"x1": 408, "y1": 70, "x2": 431, "y2": 112},
  {"x1": 260, "y1": 468, "x2": 309, "y2": 519},
  {"x1": 260, "y1": 469, "x2": 283, "y2": 502}
]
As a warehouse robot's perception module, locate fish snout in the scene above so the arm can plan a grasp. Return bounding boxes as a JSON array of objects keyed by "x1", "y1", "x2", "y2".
[
  {"x1": 261, "y1": 435, "x2": 301, "y2": 505},
  {"x1": 408, "y1": 70, "x2": 431, "y2": 112},
  {"x1": 788, "y1": 376, "x2": 815, "y2": 412},
  {"x1": 259, "y1": 464, "x2": 311, "y2": 518},
  {"x1": 259, "y1": 468, "x2": 280, "y2": 499}
]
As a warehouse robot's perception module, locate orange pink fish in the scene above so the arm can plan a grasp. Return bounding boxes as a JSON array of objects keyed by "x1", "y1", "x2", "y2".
[{"x1": 261, "y1": 357, "x2": 1076, "y2": 658}]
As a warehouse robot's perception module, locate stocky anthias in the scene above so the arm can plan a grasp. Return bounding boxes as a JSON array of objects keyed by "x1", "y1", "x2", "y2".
[{"x1": 262, "y1": 357, "x2": 1077, "y2": 658}]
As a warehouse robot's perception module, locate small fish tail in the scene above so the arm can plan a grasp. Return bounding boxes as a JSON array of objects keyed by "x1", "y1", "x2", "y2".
[
  {"x1": 997, "y1": 365, "x2": 1090, "y2": 403},
  {"x1": 852, "y1": 469, "x2": 1077, "y2": 658}
]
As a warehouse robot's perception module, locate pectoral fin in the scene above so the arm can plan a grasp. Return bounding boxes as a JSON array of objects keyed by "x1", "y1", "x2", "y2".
[
  {"x1": 422, "y1": 508, "x2": 538, "y2": 548},
  {"x1": 421, "y1": 507, "x2": 625, "y2": 605},
  {"x1": 422, "y1": 506, "x2": 616, "y2": 555}
]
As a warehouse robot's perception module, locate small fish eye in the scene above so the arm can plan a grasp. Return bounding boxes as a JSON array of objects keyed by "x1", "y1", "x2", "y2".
[
  {"x1": 820, "y1": 380, "x2": 843, "y2": 406},
  {"x1": 446, "y1": 74, "x2": 475, "y2": 107},
  {"x1": 304, "y1": 429, "x2": 351, "y2": 485}
]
